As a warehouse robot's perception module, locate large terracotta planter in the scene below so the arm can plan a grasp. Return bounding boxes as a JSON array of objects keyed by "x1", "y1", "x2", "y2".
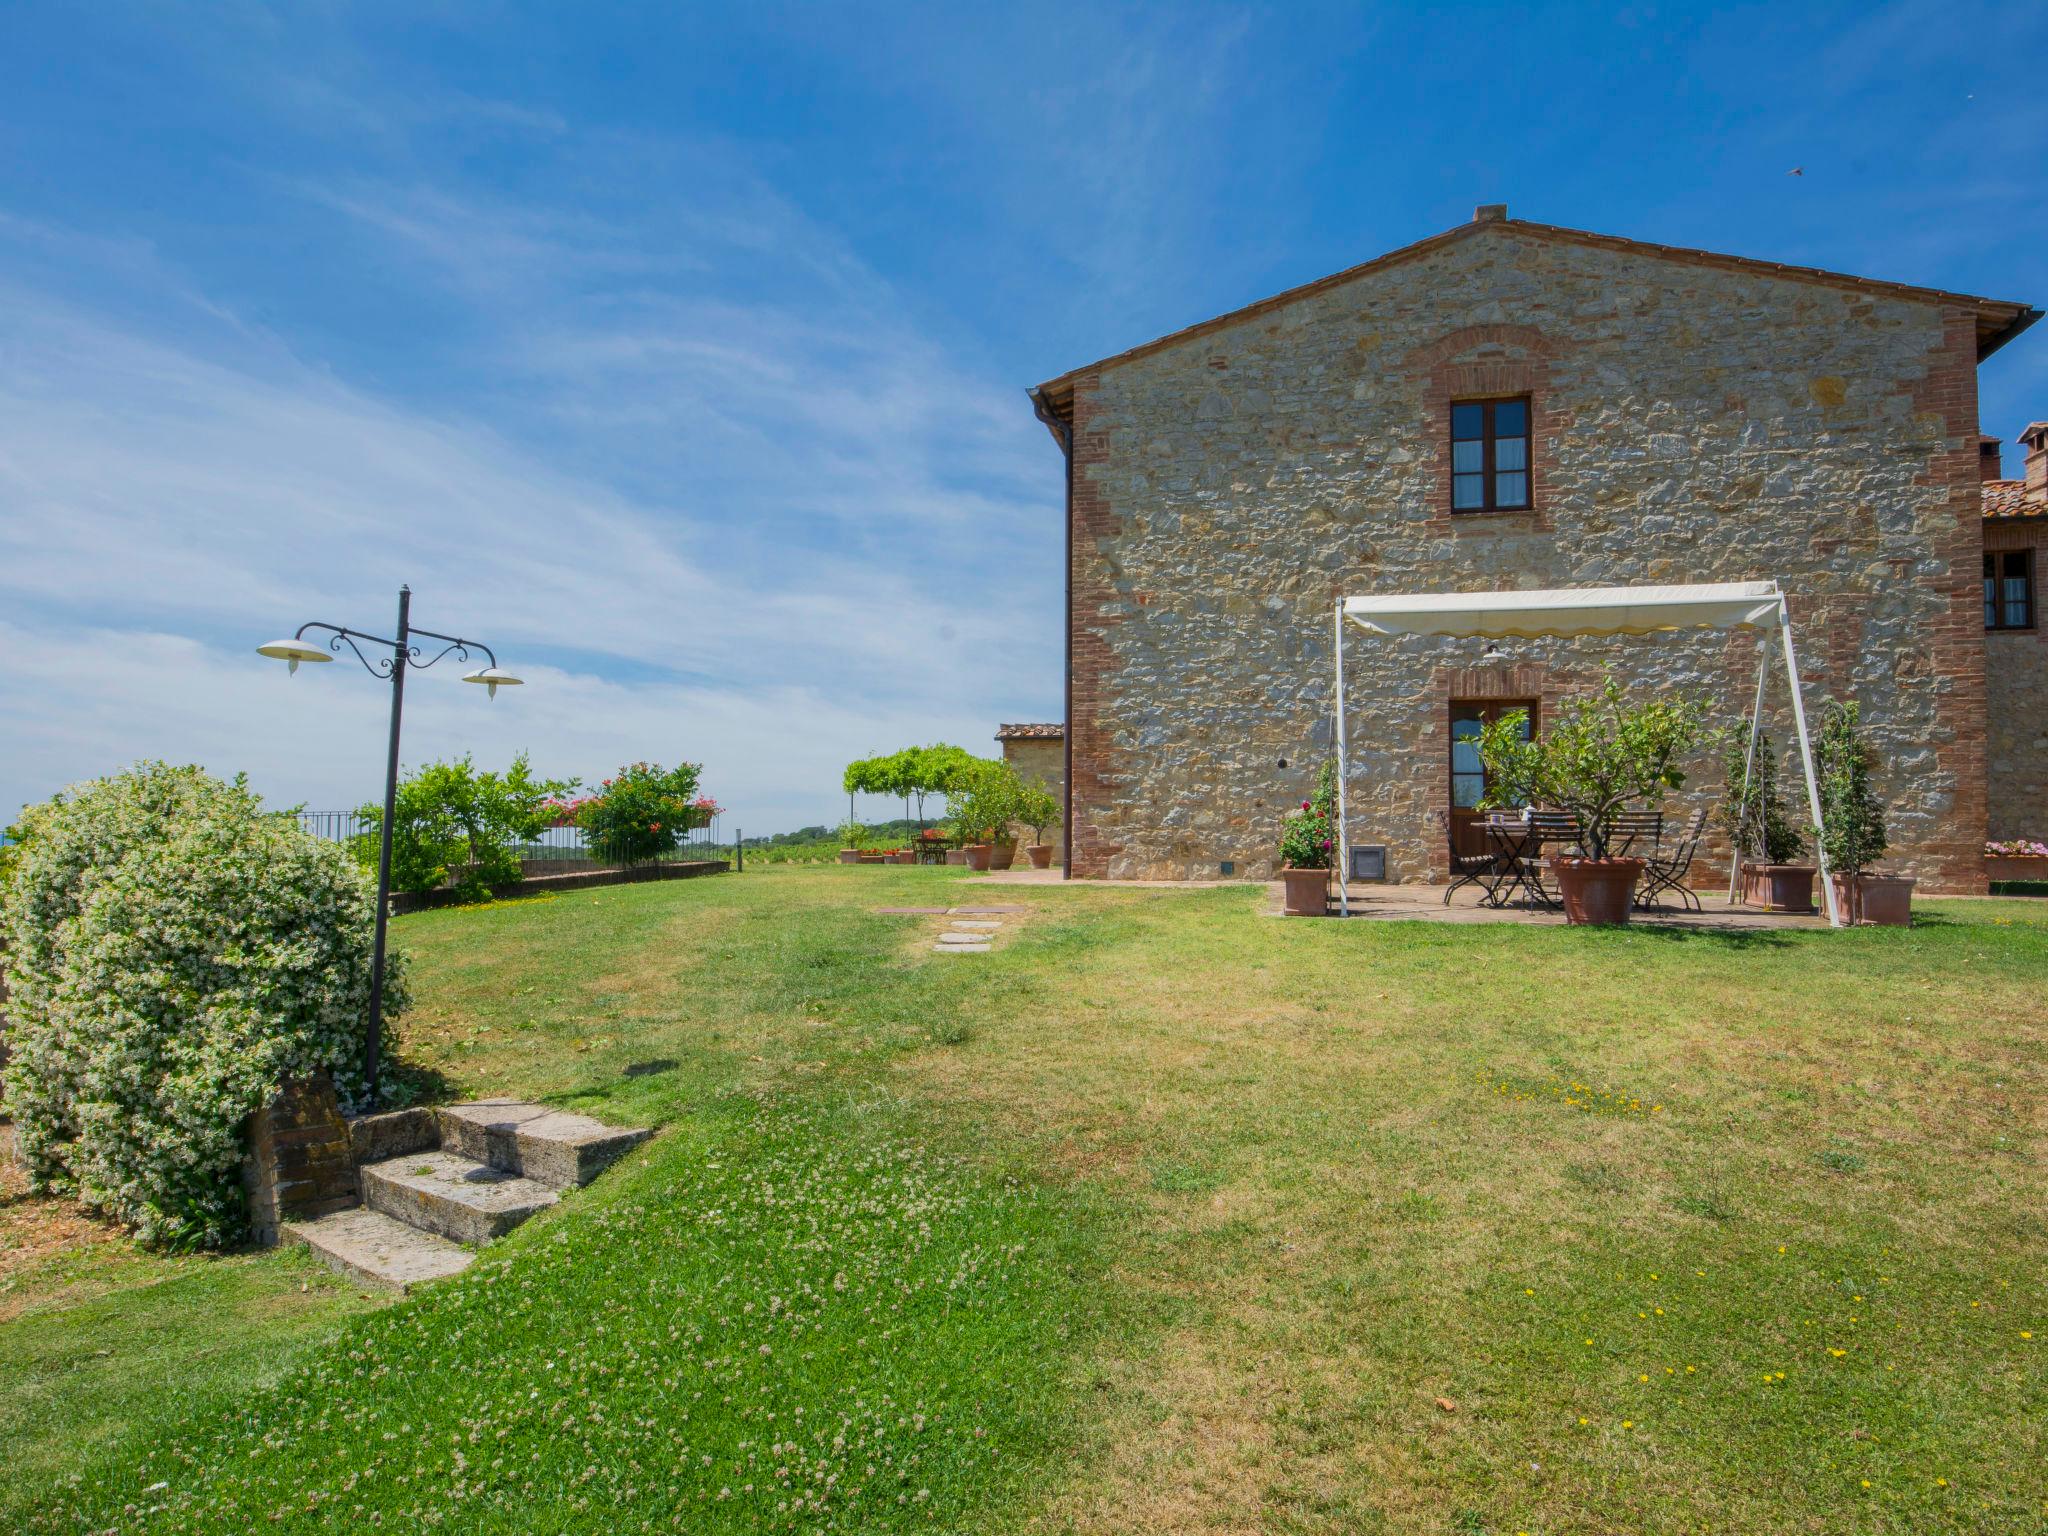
[
  {"x1": 1987, "y1": 855, "x2": 2048, "y2": 884},
  {"x1": 857, "y1": 851, "x2": 886, "y2": 865},
  {"x1": 990, "y1": 840, "x2": 1017, "y2": 871},
  {"x1": 1554, "y1": 857, "x2": 1644, "y2": 925},
  {"x1": 1742, "y1": 862, "x2": 1816, "y2": 913},
  {"x1": 944, "y1": 849, "x2": 968, "y2": 866},
  {"x1": 1025, "y1": 844, "x2": 1054, "y2": 870},
  {"x1": 1830, "y1": 872, "x2": 1916, "y2": 926},
  {"x1": 891, "y1": 850, "x2": 915, "y2": 865},
  {"x1": 964, "y1": 844, "x2": 993, "y2": 872},
  {"x1": 837, "y1": 849, "x2": 860, "y2": 865},
  {"x1": 1281, "y1": 865, "x2": 1329, "y2": 917}
]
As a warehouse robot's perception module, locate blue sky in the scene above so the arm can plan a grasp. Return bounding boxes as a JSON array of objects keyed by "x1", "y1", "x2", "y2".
[{"x1": 3, "y1": 1, "x2": 2044, "y2": 833}]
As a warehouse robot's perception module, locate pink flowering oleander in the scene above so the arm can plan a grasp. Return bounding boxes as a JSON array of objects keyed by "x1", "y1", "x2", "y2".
[{"x1": 1987, "y1": 839, "x2": 2048, "y2": 858}]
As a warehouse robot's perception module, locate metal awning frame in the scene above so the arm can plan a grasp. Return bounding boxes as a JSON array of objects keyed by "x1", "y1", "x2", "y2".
[{"x1": 1330, "y1": 580, "x2": 1843, "y2": 927}]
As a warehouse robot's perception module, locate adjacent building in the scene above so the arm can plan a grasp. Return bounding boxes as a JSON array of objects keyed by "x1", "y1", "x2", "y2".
[{"x1": 1029, "y1": 206, "x2": 2043, "y2": 891}]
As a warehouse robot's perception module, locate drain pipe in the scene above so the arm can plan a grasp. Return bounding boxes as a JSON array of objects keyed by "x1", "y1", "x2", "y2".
[{"x1": 1029, "y1": 387, "x2": 1074, "y2": 879}]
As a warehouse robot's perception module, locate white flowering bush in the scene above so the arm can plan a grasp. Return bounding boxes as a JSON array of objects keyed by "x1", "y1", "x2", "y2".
[{"x1": 1, "y1": 762, "x2": 403, "y2": 1249}]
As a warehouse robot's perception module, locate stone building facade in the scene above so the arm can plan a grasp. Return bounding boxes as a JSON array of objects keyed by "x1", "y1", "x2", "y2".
[
  {"x1": 996, "y1": 724, "x2": 1066, "y2": 859},
  {"x1": 1030, "y1": 208, "x2": 2043, "y2": 892}
]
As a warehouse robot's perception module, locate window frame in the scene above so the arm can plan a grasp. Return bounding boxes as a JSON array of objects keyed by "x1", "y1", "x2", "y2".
[
  {"x1": 1448, "y1": 395, "x2": 1534, "y2": 515},
  {"x1": 1984, "y1": 548, "x2": 2036, "y2": 632}
]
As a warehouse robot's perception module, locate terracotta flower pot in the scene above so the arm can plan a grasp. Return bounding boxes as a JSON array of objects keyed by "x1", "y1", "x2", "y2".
[
  {"x1": 944, "y1": 849, "x2": 968, "y2": 866},
  {"x1": 990, "y1": 840, "x2": 1017, "y2": 871},
  {"x1": 1987, "y1": 855, "x2": 2048, "y2": 883},
  {"x1": 1026, "y1": 844, "x2": 1054, "y2": 870},
  {"x1": 837, "y1": 849, "x2": 860, "y2": 865},
  {"x1": 1830, "y1": 872, "x2": 1915, "y2": 926},
  {"x1": 1554, "y1": 857, "x2": 1644, "y2": 925},
  {"x1": 891, "y1": 851, "x2": 915, "y2": 865},
  {"x1": 1281, "y1": 865, "x2": 1329, "y2": 916},
  {"x1": 964, "y1": 844, "x2": 993, "y2": 872},
  {"x1": 1742, "y1": 862, "x2": 1815, "y2": 913}
]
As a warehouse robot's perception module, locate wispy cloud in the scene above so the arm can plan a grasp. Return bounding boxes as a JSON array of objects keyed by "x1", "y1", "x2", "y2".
[{"x1": 0, "y1": 121, "x2": 1063, "y2": 827}]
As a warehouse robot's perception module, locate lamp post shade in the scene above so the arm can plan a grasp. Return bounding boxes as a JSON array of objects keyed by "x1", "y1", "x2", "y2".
[
  {"x1": 462, "y1": 666, "x2": 523, "y2": 699},
  {"x1": 256, "y1": 637, "x2": 335, "y2": 674}
]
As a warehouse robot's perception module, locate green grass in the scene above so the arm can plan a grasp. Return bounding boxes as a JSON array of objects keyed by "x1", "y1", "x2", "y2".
[
  {"x1": 0, "y1": 1246, "x2": 379, "y2": 1528},
  {"x1": 5, "y1": 866, "x2": 2045, "y2": 1533}
]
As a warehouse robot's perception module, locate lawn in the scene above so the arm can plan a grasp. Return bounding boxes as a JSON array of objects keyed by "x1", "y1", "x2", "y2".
[{"x1": 5, "y1": 867, "x2": 2044, "y2": 1533}]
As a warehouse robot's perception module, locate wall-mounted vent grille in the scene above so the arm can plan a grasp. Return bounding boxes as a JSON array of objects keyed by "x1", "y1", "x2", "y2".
[{"x1": 1349, "y1": 845, "x2": 1387, "y2": 882}]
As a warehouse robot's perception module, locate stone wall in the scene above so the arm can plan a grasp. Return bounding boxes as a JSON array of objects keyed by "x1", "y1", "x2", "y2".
[
  {"x1": 1066, "y1": 223, "x2": 1994, "y2": 891},
  {"x1": 1986, "y1": 517, "x2": 2047, "y2": 840},
  {"x1": 1000, "y1": 737, "x2": 1066, "y2": 856}
]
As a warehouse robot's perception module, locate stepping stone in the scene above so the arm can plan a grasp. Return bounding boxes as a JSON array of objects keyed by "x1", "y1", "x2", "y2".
[
  {"x1": 437, "y1": 1100, "x2": 651, "y2": 1190},
  {"x1": 949, "y1": 906, "x2": 1027, "y2": 915},
  {"x1": 951, "y1": 920, "x2": 1003, "y2": 930},
  {"x1": 936, "y1": 931, "x2": 991, "y2": 945},
  {"x1": 360, "y1": 1150, "x2": 558, "y2": 1245},
  {"x1": 874, "y1": 906, "x2": 950, "y2": 915},
  {"x1": 934, "y1": 942, "x2": 992, "y2": 954},
  {"x1": 284, "y1": 1205, "x2": 473, "y2": 1294}
]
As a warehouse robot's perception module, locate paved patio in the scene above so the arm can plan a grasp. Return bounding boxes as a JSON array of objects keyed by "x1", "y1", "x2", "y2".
[
  {"x1": 964, "y1": 868, "x2": 1830, "y2": 929},
  {"x1": 1299, "y1": 881, "x2": 1830, "y2": 929}
]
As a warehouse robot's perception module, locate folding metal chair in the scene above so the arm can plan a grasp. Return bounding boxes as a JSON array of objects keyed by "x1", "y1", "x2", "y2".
[
  {"x1": 1638, "y1": 807, "x2": 1709, "y2": 911},
  {"x1": 1435, "y1": 810, "x2": 1512, "y2": 906}
]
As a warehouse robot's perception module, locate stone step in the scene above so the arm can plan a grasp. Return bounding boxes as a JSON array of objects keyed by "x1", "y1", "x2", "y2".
[
  {"x1": 284, "y1": 1205, "x2": 474, "y2": 1294},
  {"x1": 360, "y1": 1149, "x2": 558, "y2": 1245},
  {"x1": 436, "y1": 1100, "x2": 651, "y2": 1191}
]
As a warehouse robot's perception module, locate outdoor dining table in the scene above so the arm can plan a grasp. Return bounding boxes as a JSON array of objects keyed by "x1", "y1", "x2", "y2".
[{"x1": 1481, "y1": 815, "x2": 1567, "y2": 909}]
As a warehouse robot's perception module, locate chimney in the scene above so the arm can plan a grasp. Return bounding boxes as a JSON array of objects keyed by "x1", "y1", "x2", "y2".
[
  {"x1": 1474, "y1": 204, "x2": 1508, "y2": 224},
  {"x1": 1980, "y1": 434, "x2": 2003, "y2": 483},
  {"x1": 2023, "y1": 421, "x2": 2048, "y2": 499}
]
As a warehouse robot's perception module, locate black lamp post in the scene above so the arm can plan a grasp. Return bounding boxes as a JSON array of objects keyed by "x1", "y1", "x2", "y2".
[{"x1": 258, "y1": 585, "x2": 522, "y2": 1104}]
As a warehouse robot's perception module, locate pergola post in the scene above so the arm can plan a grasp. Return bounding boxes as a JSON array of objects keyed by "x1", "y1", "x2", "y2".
[
  {"x1": 1727, "y1": 649, "x2": 1770, "y2": 907},
  {"x1": 1332, "y1": 598, "x2": 1350, "y2": 916},
  {"x1": 1778, "y1": 606, "x2": 1843, "y2": 928}
]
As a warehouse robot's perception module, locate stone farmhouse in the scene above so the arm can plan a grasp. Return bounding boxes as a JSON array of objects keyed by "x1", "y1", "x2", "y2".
[{"x1": 1028, "y1": 206, "x2": 2044, "y2": 892}]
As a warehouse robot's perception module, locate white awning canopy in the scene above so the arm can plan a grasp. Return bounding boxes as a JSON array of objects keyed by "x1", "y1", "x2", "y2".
[
  {"x1": 1341, "y1": 580, "x2": 1784, "y2": 640},
  {"x1": 1326, "y1": 577, "x2": 1842, "y2": 926}
]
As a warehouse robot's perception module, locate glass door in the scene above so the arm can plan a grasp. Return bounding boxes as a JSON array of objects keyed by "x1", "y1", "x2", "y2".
[{"x1": 1450, "y1": 700, "x2": 1535, "y2": 857}]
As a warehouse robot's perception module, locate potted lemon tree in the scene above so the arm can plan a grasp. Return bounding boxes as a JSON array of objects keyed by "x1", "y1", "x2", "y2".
[
  {"x1": 1718, "y1": 732, "x2": 1815, "y2": 912},
  {"x1": 1017, "y1": 779, "x2": 1060, "y2": 869},
  {"x1": 1478, "y1": 673, "x2": 1709, "y2": 925},
  {"x1": 1817, "y1": 699, "x2": 1912, "y2": 925},
  {"x1": 948, "y1": 757, "x2": 1020, "y2": 873}
]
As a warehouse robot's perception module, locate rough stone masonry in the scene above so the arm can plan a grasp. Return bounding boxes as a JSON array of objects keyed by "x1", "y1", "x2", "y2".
[{"x1": 1033, "y1": 209, "x2": 2042, "y2": 891}]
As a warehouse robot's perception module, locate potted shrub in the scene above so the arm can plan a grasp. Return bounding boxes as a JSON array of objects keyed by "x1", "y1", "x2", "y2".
[
  {"x1": 1817, "y1": 700, "x2": 1912, "y2": 925},
  {"x1": 1478, "y1": 672, "x2": 1709, "y2": 925},
  {"x1": 1017, "y1": 779, "x2": 1060, "y2": 870},
  {"x1": 1276, "y1": 762, "x2": 1336, "y2": 916},
  {"x1": 1716, "y1": 731, "x2": 1815, "y2": 912},
  {"x1": 836, "y1": 819, "x2": 863, "y2": 865},
  {"x1": 950, "y1": 758, "x2": 1021, "y2": 874}
]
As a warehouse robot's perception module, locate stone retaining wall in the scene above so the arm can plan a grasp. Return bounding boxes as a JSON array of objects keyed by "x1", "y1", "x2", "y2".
[{"x1": 389, "y1": 858, "x2": 728, "y2": 914}]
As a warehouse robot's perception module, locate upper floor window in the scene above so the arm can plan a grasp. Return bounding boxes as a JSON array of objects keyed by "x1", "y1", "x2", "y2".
[
  {"x1": 1451, "y1": 397, "x2": 1531, "y2": 513},
  {"x1": 1985, "y1": 549, "x2": 2034, "y2": 631}
]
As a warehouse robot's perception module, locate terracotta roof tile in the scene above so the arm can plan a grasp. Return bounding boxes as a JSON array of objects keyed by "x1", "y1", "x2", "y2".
[
  {"x1": 1983, "y1": 480, "x2": 2043, "y2": 518},
  {"x1": 995, "y1": 723, "x2": 1065, "y2": 740}
]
